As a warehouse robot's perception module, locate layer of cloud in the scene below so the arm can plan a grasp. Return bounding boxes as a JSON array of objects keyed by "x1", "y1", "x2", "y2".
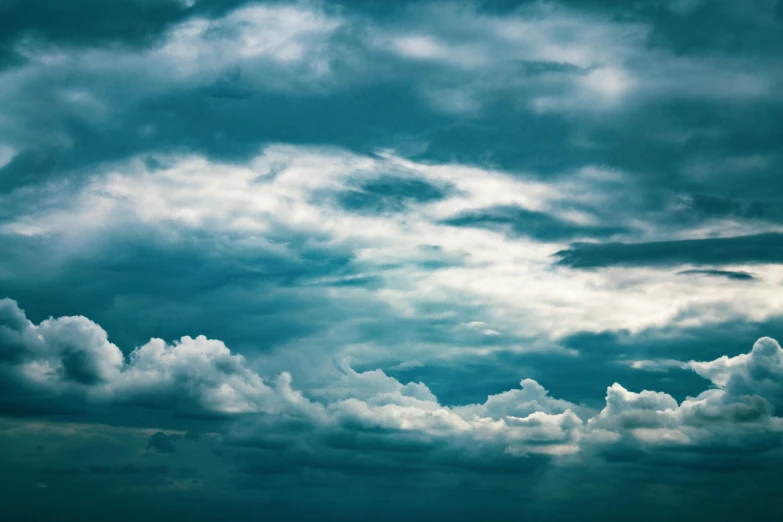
[
  {"x1": 4, "y1": 145, "x2": 782, "y2": 353},
  {"x1": 4, "y1": 297, "x2": 783, "y2": 470}
]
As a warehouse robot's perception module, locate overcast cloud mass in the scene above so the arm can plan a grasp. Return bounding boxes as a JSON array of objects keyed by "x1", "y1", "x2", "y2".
[{"x1": 2, "y1": 0, "x2": 783, "y2": 520}]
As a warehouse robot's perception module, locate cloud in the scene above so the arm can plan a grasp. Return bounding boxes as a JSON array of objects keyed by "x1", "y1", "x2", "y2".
[
  {"x1": 0, "y1": 0, "x2": 192, "y2": 66},
  {"x1": 5, "y1": 297, "x2": 783, "y2": 469},
  {"x1": 111, "y1": 335, "x2": 282, "y2": 415},
  {"x1": 3, "y1": 145, "x2": 783, "y2": 351},
  {"x1": 337, "y1": 175, "x2": 450, "y2": 215},
  {"x1": 0, "y1": 2, "x2": 351, "y2": 190},
  {"x1": 0, "y1": 297, "x2": 124, "y2": 400},
  {"x1": 0, "y1": 298, "x2": 283, "y2": 416},
  {"x1": 367, "y1": 2, "x2": 780, "y2": 116},
  {"x1": 690, "y1": 337, "x2": 783, "y2": 411},
  {"x1": 146, "y1": 431, "x2": 181, "y2": 453},
  {"x1": 586, "y1": 383, "x2": 783, "y2": 456},
  {"x1": 678, "y1": 269, "x2": 755, "y2": 280},
  {"x1": 441, "y1": 205, "x2": 626, "y2": 241},
  {"x1": 556, "y1": 233, "x2": 783, "y2": 268},
  {"x1": 1, "y1": 1, "x2": 783, "y2": 518},
  {"x1": 586, "y1": 338, "x2": 783, "y2": 456}
]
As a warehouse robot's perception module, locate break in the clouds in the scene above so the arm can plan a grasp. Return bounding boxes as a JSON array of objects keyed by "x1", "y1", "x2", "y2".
[{"x1": 1, "y1": 0, "x2": 783, "y2": 520}]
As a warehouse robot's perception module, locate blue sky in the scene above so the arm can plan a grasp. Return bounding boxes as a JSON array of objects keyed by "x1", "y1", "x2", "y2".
[{"x1": 1, "y1": 0, "x2": 783, "y2": 520}]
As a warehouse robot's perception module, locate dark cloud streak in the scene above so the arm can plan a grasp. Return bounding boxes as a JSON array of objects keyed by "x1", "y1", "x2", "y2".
[{"x1": 556, "y1": 233, "x2": 783, "y2": 268}]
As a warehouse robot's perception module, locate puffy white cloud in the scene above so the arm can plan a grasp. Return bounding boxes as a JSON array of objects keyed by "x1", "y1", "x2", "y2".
[
  {"x1": 4, "y1": 298, "x2": 783, "y2": 467},
  {"x1": 0, "y1": 298, "x2": 277, "y2": 415},
  {"x1": 586, "y1": 383, "x2": 783, "y2": 453},
  {"x1": 323, "y1": 377, "x2": 584, "y2": 458},
  {"x1": 110, "y1": 335, "x2": 281, "y2": 414},
  {"x1": 587, "y1": 339, "x2": 783, "y2": 453},
  {"x1": 0, "y1": 296, "x2": 561, "y2": 461},
  {"x1": 0, "y1": 297, "x2": 123, "y2": 391},
  {"x1": 0, "y1": 298, "x2": 583, "y2": 459},
  {"x1": 690, "y1": 337, "x2": 783, "y2": 410},
  {"x1": 453, "y1": 378, "x2": 579, "y2": 420}
]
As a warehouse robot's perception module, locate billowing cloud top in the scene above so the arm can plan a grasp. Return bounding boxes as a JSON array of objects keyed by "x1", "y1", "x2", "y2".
[
  {"x1": 1, "y1": 0, "x2": 783, "y2": 520},
  {"x1": 3, "y1": 298, "x2": 783, "y2": 462}
]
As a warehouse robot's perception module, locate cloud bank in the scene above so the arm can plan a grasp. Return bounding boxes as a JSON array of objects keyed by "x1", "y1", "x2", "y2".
[{"x1": 4, "y1": 297, "x2": 783, "y2": 472}]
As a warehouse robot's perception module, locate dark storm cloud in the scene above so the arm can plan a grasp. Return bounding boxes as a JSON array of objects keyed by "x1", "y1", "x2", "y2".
[
  {"x1": 442, "y1": 205, "x2": 626, "y2": 241},
  {"x1": 556, "y1": 233, "x2": 783, "y2": 268}
]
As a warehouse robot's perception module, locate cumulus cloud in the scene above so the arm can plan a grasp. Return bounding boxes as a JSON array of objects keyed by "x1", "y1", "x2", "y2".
[
  {"x1": 690, "y1": 337, "x2": 783, "y2": 411},
  {"x1": 0, "y1": 297, "x2": 124, "y2": 393},
  {"x1": 0, "y1": 298, "x2": 280, "y2": 415},
  {"x1": 586, "y1": 338, "x2": 783, "y2": 455},
  {"x1": 4, "y1": 297, "x2": 783, "y2": 469}
]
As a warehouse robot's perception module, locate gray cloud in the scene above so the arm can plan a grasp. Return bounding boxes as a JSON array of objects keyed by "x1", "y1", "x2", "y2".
[
  {"x1": 337, "y1": 175, "x2": 450, "y2": 215},
  {"x1": 556, "y1": 233, "x2": 783, "y2": 268},
  {"x1": 678, "y1": 268, "x2": 755, "y2": 280},
  {"x1": 442, "y1": 205, "x2": 626, "y2": 241},
  {"x1": 146, "y1": 431, "x2": 181, "y2": 454}
]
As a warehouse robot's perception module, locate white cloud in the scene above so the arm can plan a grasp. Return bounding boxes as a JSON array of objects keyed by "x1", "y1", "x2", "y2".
[
  {"x1": 373, "y1": 3, "x2": 645, "y2": 70},
  {"x1": 0, "y1": 298, "x2": 277, "y2": 414},
  {"x1": 0, "y1": 298, "x2": 124, "y2": 390},
  {"x1": 3, "y1": 145, "x2": 783, "y2": 351},
  {"x1": 4, "y1": 299, "x2": 783, "y2": 465},
  {"x1": 112, "y1": 335, "x2": 281, "y2": 414},
  {"x1": 690, "y1": 337, "x2": 783, "y2": 409},
  {"x1": 586, "y1": 340, "x2": 783, "y2": 453},
  {"x1": 0, "y1": 3, "x2": 350, "y2": 153},
  {"x1": 626, "y1": 359, "x2": 689, "y2": 372},
  {"x1": 367, "y1": 2, "x2": 780, "y2": 115},
  {"x1": 1, "y1": 0, "x2": 779, "y2": 158},
  {"x1": 157, "y1": 4, "x2": 344, "y2": 77}
]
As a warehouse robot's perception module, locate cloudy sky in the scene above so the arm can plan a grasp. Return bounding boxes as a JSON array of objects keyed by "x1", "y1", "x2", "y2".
[{"x1": 1, "y1": 0, "x2": 783, "y2": 520}]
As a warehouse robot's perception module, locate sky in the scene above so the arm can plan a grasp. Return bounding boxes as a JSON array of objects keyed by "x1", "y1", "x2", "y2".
[{"x1": 1, "y1": 0, "x2": 783, "y2": 520}]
